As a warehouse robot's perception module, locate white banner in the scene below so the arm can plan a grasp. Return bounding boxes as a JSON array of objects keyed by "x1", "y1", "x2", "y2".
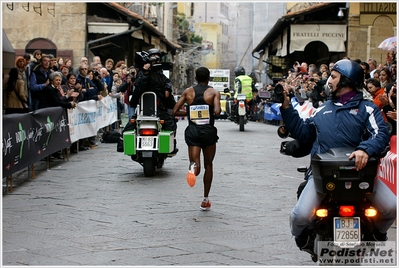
[
  {"x1": 67, "y1": 96, "x2": 117, "y2": 143},
  {"x1": 290, "y1": 24, "x2": 347, "y2": 53}
]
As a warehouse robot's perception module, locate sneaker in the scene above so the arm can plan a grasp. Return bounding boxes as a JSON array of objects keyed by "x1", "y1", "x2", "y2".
[
  {"x1": 186, "y1": 162, "x2": 197, "y2": 187},
  {"x1": 200, "y1": 200, "x2": 211, "y2": 211}
]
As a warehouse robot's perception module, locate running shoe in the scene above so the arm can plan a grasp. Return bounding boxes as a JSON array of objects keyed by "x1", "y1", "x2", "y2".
[
  {"x1": 200, "y1": 200, "x2": 211, "y2": 211},
  {"x1": 186, "y1": 162, "x2": 197, "y2": 187}
]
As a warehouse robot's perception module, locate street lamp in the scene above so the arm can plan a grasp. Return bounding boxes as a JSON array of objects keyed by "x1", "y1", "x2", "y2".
[{"x1": 337, "y1": 8, "x2": 345, "y2": 19}]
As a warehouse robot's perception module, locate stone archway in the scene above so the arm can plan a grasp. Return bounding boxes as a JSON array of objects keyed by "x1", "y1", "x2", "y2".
[
  {"x1": 370, "y1": 15, "x2": 396, "y2": 64},
  {"x1": 25, "y1": 38, "x2": 57, "y2": 57},
  {"x1": 303, "y1": 41, "x2": 330, "y2": 67}
]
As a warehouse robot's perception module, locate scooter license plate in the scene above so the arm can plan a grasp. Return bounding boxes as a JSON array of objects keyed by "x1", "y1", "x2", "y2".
[
  {"x1": 140, "y1": 137, "x2": 154, "y2": 149},
  {"x1": 333, "y1": 217, "x2": 361, "y2": 247}
]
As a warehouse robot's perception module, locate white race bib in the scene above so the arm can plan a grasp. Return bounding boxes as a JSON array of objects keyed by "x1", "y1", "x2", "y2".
[{"x1": 189, "y1": 105, "x2": 210, "y2": 125}]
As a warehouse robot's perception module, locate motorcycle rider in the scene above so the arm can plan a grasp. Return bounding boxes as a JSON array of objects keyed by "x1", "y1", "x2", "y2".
[
  {"x1": 279, "y1": 59, "x2": 395, "y2": 254},
  {"x1": 130, "y1": 48, "x2": 178, "y2": 155},
  {"x1": 229, "y1": 66, "x2": 257, "y2": 120}
]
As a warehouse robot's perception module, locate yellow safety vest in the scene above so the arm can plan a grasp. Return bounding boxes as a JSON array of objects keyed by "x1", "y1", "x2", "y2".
[{"x1": 234, "y1": 75, "x2": 253, "y2": 100}]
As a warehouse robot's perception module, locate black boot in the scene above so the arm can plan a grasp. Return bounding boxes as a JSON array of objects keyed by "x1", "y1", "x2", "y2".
[
  {"x1": 363, "y1": 229, "x2": 388, "y2": 241},
  {"x1": 295, "y1": 229, "x2": 317, "y2": 261},
  {"x1": 168, "y1": 139, "x2": 179, "y2": 155},
  {"x1": 373, "y1": 229, "x2": 388, "y2": 241},
  {"x1": 117, "y1": 138, "x2": 124, "y2": 152}
]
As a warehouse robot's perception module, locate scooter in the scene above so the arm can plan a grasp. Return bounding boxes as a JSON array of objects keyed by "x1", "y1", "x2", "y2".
[
  {"x1": 281, "y1": 138, "x2": 384, "y2": 263},
  {"x1": 122, "y1": 92, "x2": 176, "y2": 177},
  {"x1": 226, "y1": 93, "x2": 248, "y2": 131}
]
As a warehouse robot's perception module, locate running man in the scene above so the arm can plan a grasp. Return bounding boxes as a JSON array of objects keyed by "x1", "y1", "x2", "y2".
[{"x1": 172, "y1": 67, "x2": 221, "y2": 210}]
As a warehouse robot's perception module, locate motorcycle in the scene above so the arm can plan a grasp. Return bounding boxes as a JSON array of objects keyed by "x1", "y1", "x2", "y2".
[
  {"x1": 281, "y1": 137, "x2": 383, "y2": 263},
  {"x1": 122, "y1": 92, "x2": 176, "y2": 177},
  {"x1": 226, "y1": 93, "x2": 248, "y2": 131}
]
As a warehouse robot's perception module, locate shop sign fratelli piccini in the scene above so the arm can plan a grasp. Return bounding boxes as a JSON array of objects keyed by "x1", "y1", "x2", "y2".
[{"x1": 290, "y1": 24, "x2": 347, "y2": 53}]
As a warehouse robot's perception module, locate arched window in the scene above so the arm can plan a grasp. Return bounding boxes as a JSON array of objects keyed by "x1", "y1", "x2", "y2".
[
  {"x1": 25, "y1": 38, "x2": 57, "y2": 56},
  {"x1": 24, "y1": 37, "x2": 73, "y2": 63}
]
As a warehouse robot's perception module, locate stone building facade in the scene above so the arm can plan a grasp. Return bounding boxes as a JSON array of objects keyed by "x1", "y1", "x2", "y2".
[
  {"x1": 252, "y1": 2, "x2": 397, "y2": 80},
  {"x1": 2, "y1": 2, "x2": 180, "y2": 71},
  {"x1": 3, "y1": 2, "x2": 87, "y2": 69},
  {"x1": 347, "y1": 3, "x2": 396, "y2": 64}
]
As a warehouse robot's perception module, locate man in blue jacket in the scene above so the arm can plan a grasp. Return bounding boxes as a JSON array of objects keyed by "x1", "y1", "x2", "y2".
[{"x1": 280, "y1": 59, "x2": 395, "y2": 255}]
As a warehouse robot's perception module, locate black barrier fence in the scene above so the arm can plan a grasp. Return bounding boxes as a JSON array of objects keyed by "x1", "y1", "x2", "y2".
[{"x1": 3, "y1": 107, "x2": 71, "y2": 178}]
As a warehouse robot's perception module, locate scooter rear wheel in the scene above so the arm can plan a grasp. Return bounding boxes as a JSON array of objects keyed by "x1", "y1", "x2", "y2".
[
  {"x1": 239, "y1": 116, "x2": 245, "y2": 131},
  {"x1": 143, "y1": 158, "x2": 156, "y2": 177}
]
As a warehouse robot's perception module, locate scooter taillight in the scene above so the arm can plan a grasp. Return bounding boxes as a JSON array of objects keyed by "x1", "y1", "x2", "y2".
[
  {"x1": 316, "y1": 208, "x2": 328, "y2": 218},
  {"x1": 140, "y1": 129, "x2": 158, "y2": 136},
  {"x1": 339, "y1": 206, "x2": 355, "y2": 217},
  {"x1": 239, "y1": 102, "x2": 245, "y2": 108},
  {"x1": 365, "y1": 207, "x2": 377, "y2": 217}
]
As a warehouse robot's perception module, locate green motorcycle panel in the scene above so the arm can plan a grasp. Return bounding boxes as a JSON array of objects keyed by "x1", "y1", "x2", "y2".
[
  {"x1": 123, "y1": 130, "x2": 136, "y2": 155},
  {"x1": 158, "y1": 131, "x2": 173, "y2": 153}
]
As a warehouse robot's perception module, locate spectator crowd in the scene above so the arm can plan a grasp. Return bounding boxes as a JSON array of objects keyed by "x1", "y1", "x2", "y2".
[
  {"x1": 255, "y1": 55, "x2": 397, "y2": 137},
  {"x1": 3, "y1": 50, "x2": 137, "y2": 155},
  {"x1": 3, "y1": 50, "x2": 397, "y2": 157}
]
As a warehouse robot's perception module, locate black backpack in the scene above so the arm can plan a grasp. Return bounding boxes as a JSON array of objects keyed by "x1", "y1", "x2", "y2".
[{"x1": 101, "y1": 130, "x2": 122, "y2": 143}]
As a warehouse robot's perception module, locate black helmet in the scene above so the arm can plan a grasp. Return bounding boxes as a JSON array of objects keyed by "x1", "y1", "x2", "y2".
[
  {"x1": 235, "y1": 66, "x2": 245, "y2": 76},
  {"x1": 147, "y1": 48, "x2": 161, "y2": 57},
  {"x1": 332, "y1": 59, "x2": 364, "y2": 90}
]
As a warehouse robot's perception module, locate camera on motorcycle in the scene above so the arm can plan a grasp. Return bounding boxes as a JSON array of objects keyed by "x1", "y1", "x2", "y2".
[
  {"x1": 134, "y1": 51, "x2": 151, "y2": 68},
  {"x1": 272, "y1": 84, "x2": 294, "y2": 103},
  {"x1": 280, "y1": 139, "x2": 313, "y2": 158}
]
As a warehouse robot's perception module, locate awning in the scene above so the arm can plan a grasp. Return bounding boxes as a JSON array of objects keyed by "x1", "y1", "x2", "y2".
[
  {"x1": 88, "y1": 22, "x2": 129, "y2": 34},
  {"x1": 252, "y1": 2, "x2": 343, "y2": 54},
  {"x1": 3, "y1": 29, "x2": 15, "y2": 69},
  {"x1": 3, "y1": 29, "x2": 14, "y2": 53},
  {"x1": 131, "y1": 30, "x2": 143, "y2": 40},
  {"x1": 105, "y1": 2, "x2": 181, "y2": 52},
  {"x1": 290, "y1": 24, "x2": 347, "y2": 53},
  {"x1": 274, "y1": 28, "x2": 288, "y2": 57}
]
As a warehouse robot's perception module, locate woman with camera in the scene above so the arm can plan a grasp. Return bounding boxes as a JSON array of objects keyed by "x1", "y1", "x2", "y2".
[
  {"x1": 87, "y1": 69, "x2": 105, "y2": 96},
  {"x1": 118, "y1": 70, "x2": 137, "y2": 119}
]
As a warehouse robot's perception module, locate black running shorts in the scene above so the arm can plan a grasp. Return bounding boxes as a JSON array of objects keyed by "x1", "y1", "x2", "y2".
[{"x1": 184, "y1": 124, "x2": 219, "y2": 148}]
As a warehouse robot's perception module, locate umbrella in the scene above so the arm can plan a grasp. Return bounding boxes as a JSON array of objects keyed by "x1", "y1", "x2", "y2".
[{"x1": 378, "y1": 36, "x2": 397, "y2": 52}]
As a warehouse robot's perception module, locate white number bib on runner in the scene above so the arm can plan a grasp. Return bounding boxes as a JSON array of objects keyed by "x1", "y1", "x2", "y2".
[{"x1": 190, "y1": 105, "x2": 210, "y2": 125}]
